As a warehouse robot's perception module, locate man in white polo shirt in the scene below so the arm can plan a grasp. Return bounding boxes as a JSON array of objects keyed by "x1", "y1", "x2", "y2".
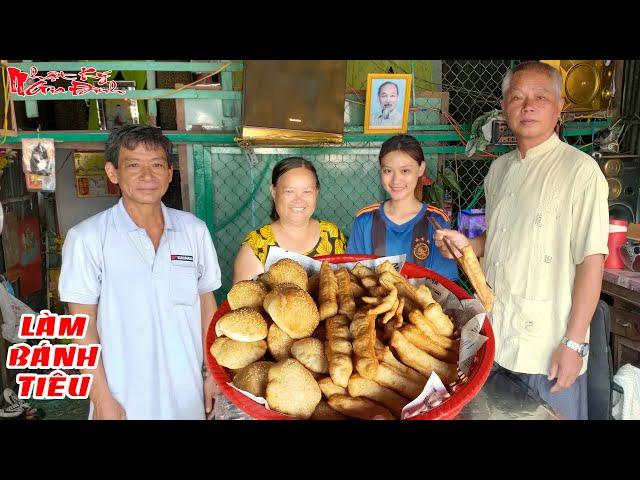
[
  {"x1": 59, "y1": 125, "x2": 221, "y2": 420},
  {"x1": 434, "y1": 61, "x2": 609, "y2": 419}
]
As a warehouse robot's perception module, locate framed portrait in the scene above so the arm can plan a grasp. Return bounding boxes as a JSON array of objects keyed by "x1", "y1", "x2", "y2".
[
  {"x1": 74, "y1": 152, "x2": 120, "y2": 197},
  {"x1": 363, "y1": 73, "x2": 412, "y2": 134}
]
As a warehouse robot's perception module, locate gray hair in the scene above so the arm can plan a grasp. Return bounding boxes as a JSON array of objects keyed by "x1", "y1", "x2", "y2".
[
  {"x1": 378, "y1": 81, "x2": 399, "y2": 96},
  {"x1": 502, "y1": 61, "x2": 563, "y2": 100}
]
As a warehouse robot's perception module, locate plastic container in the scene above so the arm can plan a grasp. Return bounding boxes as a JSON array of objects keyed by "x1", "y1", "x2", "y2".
[
  {"x1": 457, "y1": 208, "x2": 487, "y2": 239},
  {"x1": 604, "y1": 219, "x2": 628, "y2": 269},
  {"x1": 206, "y1": 254, "x2": 495, "y2": 420}
]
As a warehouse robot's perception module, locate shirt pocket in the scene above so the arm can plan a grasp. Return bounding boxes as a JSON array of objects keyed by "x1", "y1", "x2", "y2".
[
  {"x1": 169, "y1": 265, "x2": 199, "y2": 306},
  {"x1": 511, "y1": 292, "x2": 552, "y2": 340}
]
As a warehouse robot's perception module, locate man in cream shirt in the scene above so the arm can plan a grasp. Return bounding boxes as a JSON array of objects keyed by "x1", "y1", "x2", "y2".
[{"x1": 434, "y1": 61, "x2": 609, "y2": 419}]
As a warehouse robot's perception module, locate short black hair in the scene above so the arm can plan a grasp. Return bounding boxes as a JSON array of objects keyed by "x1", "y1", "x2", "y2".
[{"x1": 105, "y1": 125, "x2": 173, "y2": 168}]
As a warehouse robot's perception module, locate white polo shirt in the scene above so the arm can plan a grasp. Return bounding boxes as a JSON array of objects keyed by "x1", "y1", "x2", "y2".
[
  {"x1": 484, "y1": 133, "x2": 609, "y2": 376},
  {"x1": 59, "y1": 199, "x2": 221, "y2": 419}
]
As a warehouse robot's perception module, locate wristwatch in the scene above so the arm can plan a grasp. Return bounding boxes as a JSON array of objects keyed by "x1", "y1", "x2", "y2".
[{"x1": 561, "y1": 336, "x2": 589, "y2": 357}]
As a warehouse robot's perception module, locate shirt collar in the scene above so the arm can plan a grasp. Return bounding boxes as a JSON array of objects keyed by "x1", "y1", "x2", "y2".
[
  {"x1": 515, "y1": 133, "x2": 561, "y2": 161},
  {"x1": 379, "y1": 201, "x2": 427, "y2": 232},
  {"x1": 113, "y1": 198, "x2": 177, "y2": 233}
]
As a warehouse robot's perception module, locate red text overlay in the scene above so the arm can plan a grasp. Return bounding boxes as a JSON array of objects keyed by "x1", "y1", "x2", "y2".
[
  {"x1": 8, "y1": 67, "x2": 126, "y2": 97},
  {"x1": 5, "y1": 310, "x2": 100, "y2": 399}
]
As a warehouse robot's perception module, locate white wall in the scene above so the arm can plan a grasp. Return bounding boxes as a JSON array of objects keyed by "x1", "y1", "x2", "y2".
[{"x1": 55, "y1": 148, "x2": 119, "y2": 237}]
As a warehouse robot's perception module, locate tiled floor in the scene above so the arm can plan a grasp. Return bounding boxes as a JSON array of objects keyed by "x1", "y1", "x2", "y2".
[{"x1": 31, "y1": 398, "x2": 90, "y2": 420}]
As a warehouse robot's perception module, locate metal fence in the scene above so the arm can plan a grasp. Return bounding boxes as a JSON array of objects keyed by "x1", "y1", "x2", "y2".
[
  {"x1": 442, "y1": 153, "x2": 494, "y2": 222},
  {"x1": 191, "y1": 59, "x2": 610, "y2": 299},
  {"x1": 198, "y1": 146, "x2": 500, "y2": 299},
  {"x1": 201, "y1": 147, "x2": 430, "y2": 299},
  {"x1": 442, "y1": 60, "x2": 514, "y2": 124}
]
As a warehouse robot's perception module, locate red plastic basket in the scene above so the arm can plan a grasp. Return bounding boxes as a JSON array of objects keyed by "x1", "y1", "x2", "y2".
[{"x1": 206, "y1": 254, "x2": 495, "y2": 420}]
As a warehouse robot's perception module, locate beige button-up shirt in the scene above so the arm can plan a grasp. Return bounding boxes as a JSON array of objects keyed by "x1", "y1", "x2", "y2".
[{"x1": 483, "y1": 133, "x2": 609, "y2": 375}]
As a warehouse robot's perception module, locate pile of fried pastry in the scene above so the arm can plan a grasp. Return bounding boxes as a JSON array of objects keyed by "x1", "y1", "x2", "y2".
[{"x1": 210, "y1": 258, "x2": 461, "y2": 420}]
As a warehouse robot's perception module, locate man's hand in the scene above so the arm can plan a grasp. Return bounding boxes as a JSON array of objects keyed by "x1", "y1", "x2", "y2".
[
  {"x1": 93, "y1": 395, "x2": 127, "y2": 420},
  {"x1": 204, "y1": 373, "x2": 218, "y2": 420},
  {"x1": 548, "y1": 343, "x2": 583, "y2": 393},
  {"x1": 433, "y1": 229, "x2": 470, "y2": 259}
]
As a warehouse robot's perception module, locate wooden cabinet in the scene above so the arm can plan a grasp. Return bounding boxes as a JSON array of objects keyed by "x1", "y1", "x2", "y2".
[
  {"x1": 613, "y1": 335, "x2": 640, "y2": 371},
  {"x1": 603, "y1": 280, "x2": 640, "y2": 371},
  {"x1": 611, "y1": 306, "x2": 640, "y2": 341},
  {"x1": 612, "y1": 306, "x2": 640, "y2": 370}
]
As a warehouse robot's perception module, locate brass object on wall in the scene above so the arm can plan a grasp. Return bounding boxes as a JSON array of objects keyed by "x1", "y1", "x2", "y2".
[{"x1": 541, "y1": 60, "x2": 614, "y2": 112}]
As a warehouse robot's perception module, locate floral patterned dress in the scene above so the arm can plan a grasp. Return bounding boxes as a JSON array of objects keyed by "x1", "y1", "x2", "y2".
[{"x1": 242, "y1": 220, "x2": 347, "y2": 265}]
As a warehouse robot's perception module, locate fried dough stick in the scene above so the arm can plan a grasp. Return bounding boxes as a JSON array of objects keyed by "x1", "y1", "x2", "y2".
[
  {"x1": 335, "y1": 268, "x2": 356, "y2": 320},
  {"x1": 390, "y1": 331, "x2": 458, "y2": 385},
  {"x1": 319, "y1": 261, "x2": 338, "y2": 321},
  {"x1": 350, "y1": 311, "x2": 379, "y2": 379},
  {"x1": 460, "y1": 245, "x2": 495, "y2": 312},
  {"x1": 408, "y1": 310, "x2": 458, "y2": 352}
]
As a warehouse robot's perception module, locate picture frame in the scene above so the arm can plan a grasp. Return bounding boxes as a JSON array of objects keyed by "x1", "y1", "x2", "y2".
[
  {"x1": 96, "y1": 80, "x2": 140, "y2": 130},
  {"x1": 21, "y1": 138, "x2": 56, "y2": 192},
  {"x1": 73, "y1": 152, "x2": 120, "y2": 197},
  {"x1": 363, "y1": 73, "x2": 412, "y2": 134}
]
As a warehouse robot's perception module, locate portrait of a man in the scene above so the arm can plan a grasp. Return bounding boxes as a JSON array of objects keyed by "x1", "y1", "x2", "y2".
[
  {"x1": 364, "y1": 74, "x2": 412, "y2": 134},
  {"x1": 372, "y1": 81, "x2": 403, "y2": 127}
]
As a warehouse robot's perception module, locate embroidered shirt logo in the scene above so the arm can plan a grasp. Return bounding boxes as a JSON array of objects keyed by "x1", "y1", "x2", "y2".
[
  {"x1": 413, "y1": 236, "x2": 430, "y2": 261},
  {"x1": 171, "y1": 255, "x2": 193, "y2": 262}
]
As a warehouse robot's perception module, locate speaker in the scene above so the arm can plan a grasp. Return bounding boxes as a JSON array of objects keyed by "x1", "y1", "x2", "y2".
[
  {"x1": 241, "y1": 60, "x2": 347, "y2": 144},
  {"x1": 490, "y1": 119, "x2": 517, "y2": 144},
  {"x1": 593, "y1": 153, "x2": 640, "y2": 223},
  {"x1": 541, "y1": 60, "x2": 614, "y2": 112}
]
